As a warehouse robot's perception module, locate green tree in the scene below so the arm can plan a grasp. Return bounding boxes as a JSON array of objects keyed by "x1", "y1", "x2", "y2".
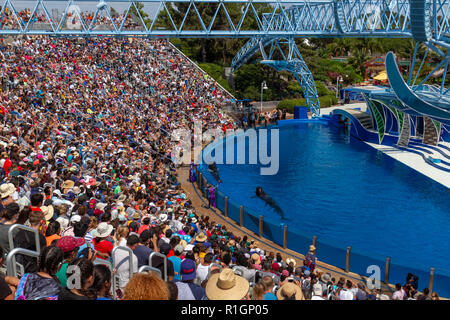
[{"x1": 349, "y1": 47, "x2": 370, "y2": 78}]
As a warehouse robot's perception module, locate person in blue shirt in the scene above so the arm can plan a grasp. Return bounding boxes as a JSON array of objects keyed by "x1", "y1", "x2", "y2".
[
  {"x1": 169, "y1": 244, "x2": 184, "y2": 281},
  {"x1": 262, "y1": 276, "x2": 278, "y2": 300}
]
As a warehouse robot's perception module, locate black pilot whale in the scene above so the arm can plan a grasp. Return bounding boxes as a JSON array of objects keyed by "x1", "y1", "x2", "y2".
[{"x1": 256, "y1": 186, "x2": 285, "y2": 219}]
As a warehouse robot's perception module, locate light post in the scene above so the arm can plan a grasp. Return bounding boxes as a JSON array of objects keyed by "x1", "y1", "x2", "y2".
[{"x1": 260, "y1": 81, "x2": 268, "y2": 113}]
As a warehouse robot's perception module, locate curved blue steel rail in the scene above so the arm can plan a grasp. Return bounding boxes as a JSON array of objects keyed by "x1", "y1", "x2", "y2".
[{"x1": 385, "y1": 52, "x2": 450, "y2": 126}]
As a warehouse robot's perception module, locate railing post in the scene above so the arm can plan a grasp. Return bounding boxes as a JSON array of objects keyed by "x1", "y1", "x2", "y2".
[
  {"x1": 429, "y1": 267, "x2": 435, "y2": 294},
  {"x1": 203, "y1": 179, "x2": 208, "y2": 197},
  {"x1": 240, "y1": 206, "x2": 244, "y2": 227},
  {"x1": 224, "y1": 196, "x2": 228, "y2": 217},
  {"x1": 345, "y1": 246, "x2": 351, "y2": 273},
  {"x1": 259, "y1": 215, "x2": 263, "y2": 237},
  {"x1": 312, "y1": 236, "x2": 317, "y2": 250},
  {"x1": 283, "y1": 225, "x2": 288, "y2": 249},
  {"x1": 384, "y1": 257, "x2": 391, "y2": 284}
]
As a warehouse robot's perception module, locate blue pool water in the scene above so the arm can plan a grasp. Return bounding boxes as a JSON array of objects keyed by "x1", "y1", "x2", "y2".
[{"x1": 200, "y1": 122, "x2": 450, "y2": 275}]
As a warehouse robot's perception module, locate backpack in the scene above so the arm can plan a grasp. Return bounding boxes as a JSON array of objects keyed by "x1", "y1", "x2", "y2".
[{"x1": 15, "y1": 273, "x2": 58, "y2": 300}]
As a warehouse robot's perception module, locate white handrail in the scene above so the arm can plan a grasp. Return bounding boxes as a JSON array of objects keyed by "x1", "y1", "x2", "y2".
[
  {"x1": 6, "y1": 247, "x2": 40, "y2": 278},
  {"x1": 8, "y1": 224, "x2": 41, "y2": 255},
  {"x1": 138, "y1": 265, "x2": 162, "y2": 278},
  {"x1": 149, "y1": 252, "x2": 168, "y2": 281}
]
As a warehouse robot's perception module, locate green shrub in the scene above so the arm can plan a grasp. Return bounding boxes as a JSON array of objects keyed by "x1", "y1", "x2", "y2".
[
  {"x1": 198, "y1": 63, "x2": 232, "y2": 92},
  {"x1": 277, "y1": 99, "x2": 306, "y2": 113},
  {"x1": 315, "y1": 81, "x2": 334, "y2": 96},
  {"x1": 277, "y1": 94, "x2": 338, "y2": 113}
]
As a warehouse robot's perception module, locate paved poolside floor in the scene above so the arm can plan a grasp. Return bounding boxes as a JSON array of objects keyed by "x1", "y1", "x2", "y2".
[{"x1": 365, "y1": 142, "x2": 450, "y2": 189}]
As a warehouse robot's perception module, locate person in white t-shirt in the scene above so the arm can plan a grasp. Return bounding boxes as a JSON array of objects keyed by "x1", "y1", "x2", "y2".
[
  {"x1": 311, "y1": 281, "x2": 325, "y2": 300},
  {"x1": 392, "y1": 283, "x2": 406, "y2": 300},
  {"x1": 196, "y1": 252, "x2": 213, "y2": 283},
  {"x1": 112, "y1": 234, "x2": 139, "y2": 292},
  {"x1": 338, "y1": 280, "x2": 355, "y2": 300}
]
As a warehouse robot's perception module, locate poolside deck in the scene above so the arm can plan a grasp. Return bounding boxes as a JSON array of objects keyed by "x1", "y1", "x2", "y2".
[
  {"x1": 323, "y1": 103, "x2": 450, "y2": 189},
  {"x1": 364, "y1": 142, "x2": 450, "y2": 189}
]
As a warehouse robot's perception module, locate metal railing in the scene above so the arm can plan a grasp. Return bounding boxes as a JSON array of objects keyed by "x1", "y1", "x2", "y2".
[
  {"x1": 207, "y1": 263, "x2": 223, "y2": 279},
  {"x1": 149, "y1": 252, "x2": 168, "y2": 281},
  {"x1": 138, "y1": 265, "x2": 162, "y2": 278},
  {"x1": 93, "y1": 258, "x2": 113, "y2": 271},
  {"x1": 8, "y1": 224, "x2": 41, "y2": 255},
  {"x1": 111, "y1": 246, "x2": 135, "y2": 300},
  {"x1": 6, "y1": 248, "x2": 40, "y2": 278}
]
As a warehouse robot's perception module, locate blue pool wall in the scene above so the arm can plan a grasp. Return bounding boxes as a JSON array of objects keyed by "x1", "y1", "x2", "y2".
[{"x1": 198, "y1": 118, "x2": 450, "y2": 297}]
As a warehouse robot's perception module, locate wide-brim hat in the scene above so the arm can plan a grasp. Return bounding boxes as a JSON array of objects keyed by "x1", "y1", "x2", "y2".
[
  {"x1": 62, "y1": 180, "x2": 75, "y2": 189},
  {"x1": 276, "y1": 282, "x2": 304, "y2": 300},
  {"x1": 56, "y1": 236, "x2": 85, "y2": 253},
  {"x1": 206, "y1": 269, "x2": 250, "y2": 300},
  {"x1": 41, "y1": 205, "x2": 54, "y2": 221},
  {"x1": 320, "y1": 273, "x2": 331, "y2": 283},
  {"x1": 117, "y1": 194, "x2": 127, "y2": 202},
  {"x1": 92, "y1": 222, "x2": 114, "y2": 238},
  {"x1": 195, "y1": 232, "x2": 207, "y2": 243},
  {"x1": 286, "y1": 258, "x2": 296, "y2": 267},
  {"x1": 0, "y1": 183, "x2": 16, "y2": 199},
  {"x1": 72, "y1": 186, "x2": 82, "y2": 194},
  {"x1": 309, "y1": 245, "x2": 316, "y2": 252},
  {"x1": 96, "y1": 202, "x2": 108, "y2": 211},
  {"x1": 251, "y1": 253, "x2": 260, "y2": 264}
]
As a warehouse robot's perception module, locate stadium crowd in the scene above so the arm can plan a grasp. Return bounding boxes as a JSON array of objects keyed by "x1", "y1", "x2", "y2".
[{"x1": 0, "y1": 35, "x2": 438, "y2": 300}]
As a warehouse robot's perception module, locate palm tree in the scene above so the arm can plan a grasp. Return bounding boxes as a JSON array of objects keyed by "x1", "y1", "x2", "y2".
[{"x1": 348, "y1": 47, "x2": 370, "y2": 78}]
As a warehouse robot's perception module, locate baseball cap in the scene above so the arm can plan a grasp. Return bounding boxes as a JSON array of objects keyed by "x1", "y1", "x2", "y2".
[
  {"x1": 56, "y1": 236, "x2": 85, "y2": 253},
  {"x1": 180, "y1": 259, "x2": 196, "y2": 281},
  {"x1": 159, "y1": 243, "x2": 171, "y2": 256},
  {"x1": 174, "y1": 244, "x2": 184, "y2": 255}
]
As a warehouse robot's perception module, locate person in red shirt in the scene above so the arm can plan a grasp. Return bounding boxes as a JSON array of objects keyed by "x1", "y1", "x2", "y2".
[
  {"x1": 137, "y1": 217, "x2": 150, "y2": 235},
  {"x1": 1, "y1": 153, "x2": 12, "y2": 177},
  {"x1": 92, "y1": 222, "x2": 114, "y2": 260},
  {"x1": 29, "y1": 193, "x2": 47, "y2": 234}
]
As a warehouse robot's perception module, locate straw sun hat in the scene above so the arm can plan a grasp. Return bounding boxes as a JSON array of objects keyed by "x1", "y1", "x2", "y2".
[
  {"x1": 276, "y1": 282, "x2": 305, "y2": 300},
  {"x1": 205, "y1": 268, "x2": 249, "y2": 300},
  {"x1": 41, "y1": 205, "x2": 54, "y2": 221},
  {"x1": 62, "y1": 180, "x2": 75, "y2": 190},
  {"x1": 0, "y1": 183, "x2": 15, "y2": 199},
  {"x1": 286, "y1": 258, "x2": 297, "y2": 267},
  {"x1": 92, "y1": 222, "x2": 114, "y2": 238}
]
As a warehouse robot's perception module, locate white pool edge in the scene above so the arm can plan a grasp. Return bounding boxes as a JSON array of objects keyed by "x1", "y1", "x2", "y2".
[{"x1": 364, "y1": 141, "x2": 450, "y2": 189}]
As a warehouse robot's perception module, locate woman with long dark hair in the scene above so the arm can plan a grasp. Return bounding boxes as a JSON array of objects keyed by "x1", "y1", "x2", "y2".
[
  {"x1": 15, "y1": 246, "x2": 63, "y2": 300},
  {"x1": 91, "y1": 264, "x2": 112, "y2": 300},
  {"x1": 58, "y1": 257, "x2": 96, "y2": 300}
]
